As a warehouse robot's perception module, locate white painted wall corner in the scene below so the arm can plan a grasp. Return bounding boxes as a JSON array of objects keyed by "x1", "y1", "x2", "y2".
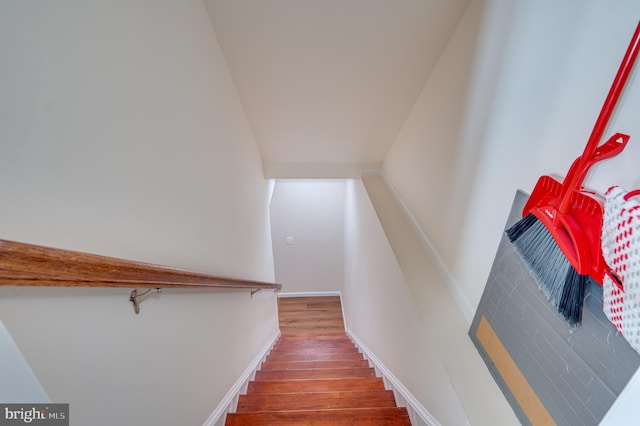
[
  {"x1": 361, "y1": 169, "x2": 475, "y2": 323},
  {"x1": 346, "y1": 327, "x2": 441, "y2": 426},
  {"x1": 202, "y1": 330, "x2": 280, "y2": 426},
  {"x1": 0, "y1": 320, "x2": 50, "y2": 403}
]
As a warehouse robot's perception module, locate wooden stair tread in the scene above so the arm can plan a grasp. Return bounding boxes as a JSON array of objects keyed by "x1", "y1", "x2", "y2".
[
  {"x1": 236, "y1": 390, "x2": 398, "y2": 412},
  {"x1": 226, "y1": 408, "x2": 411, "y2": 426},
  {"x1": 248, "y1": 377, "x2": 386, "y2": 393},
  {"x1": 261, "y1": 359, "x2": 370, "y2": 370},
  {"x1": 255, "y1": 367, "x2": 376, "y2": 380}
]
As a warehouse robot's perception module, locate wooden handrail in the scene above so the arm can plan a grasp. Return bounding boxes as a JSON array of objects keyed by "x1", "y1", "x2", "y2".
[{"x1": 0, "y1": 239, "x2": 282, "y2": 291}]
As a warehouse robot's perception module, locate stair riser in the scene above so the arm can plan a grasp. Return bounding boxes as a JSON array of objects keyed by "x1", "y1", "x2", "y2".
[
  {"x1": 248, "y1": 378, "x2": 385, "y2": 393},
  {"x1": 269, "y1": 348, "x2": 359, "y2": 357},
  {"x1": 266, "y1": 353, "x2": 364, "y2": 362},
  {"x1": 260, "y1": 360, "x2": 370, "y2": 370},
  {"x1": 255, "y1": 367, "x2": 376, "y2": 381},
  {"x1": 236, "y1": 390, "x2": 398, "y2": 412},
  {"x1": 272, "y1": 341, "x2": 356, "y2": 349},
  {"x1": 277, "y1": 334, "x2": 351, "y2": 340},
  {"x1": 226, "y1": 408, "x2": 411, "y2": 426}
]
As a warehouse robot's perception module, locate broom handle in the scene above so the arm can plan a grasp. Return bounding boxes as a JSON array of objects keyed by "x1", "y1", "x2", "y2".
[{"x1": 559, "y1": 21, "x2": 640, "y2": 215}]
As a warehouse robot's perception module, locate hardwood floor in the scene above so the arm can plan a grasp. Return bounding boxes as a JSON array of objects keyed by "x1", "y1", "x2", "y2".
[{"x1": 277, "y1": 296, "x2": 345, "y2": 334}]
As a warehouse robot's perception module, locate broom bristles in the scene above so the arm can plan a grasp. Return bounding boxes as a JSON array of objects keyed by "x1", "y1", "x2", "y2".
[
  {"x1": 559, "y1": 269, "x2": 589, "y2": 326},
  {"x1": 506, "y1": 213, "x2": 586, "y2": 326},
  {"x1": 505, "y1": 212, "x2": 538, "y2": 241}
]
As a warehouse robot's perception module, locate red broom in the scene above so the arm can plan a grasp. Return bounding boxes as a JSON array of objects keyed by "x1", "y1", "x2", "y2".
[{"x1": 506, "y1": 22, "x2": 640, "y2": 326}]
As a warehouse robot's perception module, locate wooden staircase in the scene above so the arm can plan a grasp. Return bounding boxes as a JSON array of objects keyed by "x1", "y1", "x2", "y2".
[{"x1": 225, "y1": 333, "x2": 411, "y2": 425}]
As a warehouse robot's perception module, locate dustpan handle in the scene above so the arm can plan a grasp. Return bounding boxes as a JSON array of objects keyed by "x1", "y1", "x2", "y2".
[{"x1": 559, "y1": 21, "x2": 640, "y2": 214}]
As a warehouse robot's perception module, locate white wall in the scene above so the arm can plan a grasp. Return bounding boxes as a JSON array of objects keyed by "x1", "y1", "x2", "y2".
[
  {"x1": 0, "y1": 0, "x2": 274, "y2": 281},
  {"x1": 382, "y1": 0, "x2": 515, "y2": 315},
  {"x1": 270, "y1": 180, "x2": 345, "y2": 293},
  {"x1": 0, "y1": 320, "x2": 50, "y2": 403},
  {"x1": 383, "y1": 0, "x2": 640, "y2": 315},
  {"x1": 349, "y1": 177, "x2": 518, "y2": 425},
  {"x1": 0, "y1": 288, "x2": 278, "y2": 426},
  {"x1": 342, "y1": 180, "x2": 467, "y2": 425},
  {"x1": 0, "y1": 1, "x2": 278, "y2": 425},
  {"x1": 601, "y1": 368, "x2": 640, "y2": 425}
]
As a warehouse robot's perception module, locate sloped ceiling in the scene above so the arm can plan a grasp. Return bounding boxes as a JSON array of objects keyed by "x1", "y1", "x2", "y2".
[{"x1": 204, "y1": 0, "x2": 470, "y2": 178}]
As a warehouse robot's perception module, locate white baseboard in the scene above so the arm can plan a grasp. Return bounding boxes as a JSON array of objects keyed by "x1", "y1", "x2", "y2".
[
  {"x1": 346, "y1": 327, "x2": 441, "y2": 426},
  {"x1": 202, "y1": 330, "x2": 280, "y2": 426},
  {"x1": 278, "y1": 291, "x2": 341, "y2": 298},
  {"x1": 362, "y1": 170, "x2": 474, "y2": 324}
]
